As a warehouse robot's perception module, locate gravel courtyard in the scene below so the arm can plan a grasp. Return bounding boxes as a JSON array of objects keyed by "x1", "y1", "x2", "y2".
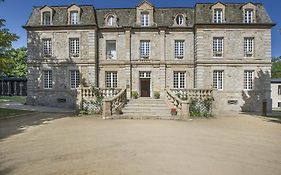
[{"x1": 0, "y1": 113, "x2": 281, "y2": 175}]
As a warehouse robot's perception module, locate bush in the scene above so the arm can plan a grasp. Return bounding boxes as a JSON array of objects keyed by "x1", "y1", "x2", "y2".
[
  {"x1": 132, "y1": 91, "x2": 138, "y2": 99},
  {"x1": 189, "y1": 98, "x2": 213, "y2": 117},
  {"x1": 154, "y1": 91, "x2": 160, "y2": 99}
]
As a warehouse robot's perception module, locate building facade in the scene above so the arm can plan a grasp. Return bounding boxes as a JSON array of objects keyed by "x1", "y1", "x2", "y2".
[
  {"x1": 24, "y1": 1, "x2": 274, "y2": 113},
  {"x1": 271, "y1": 79, "x2": 281, "y2": 108}
]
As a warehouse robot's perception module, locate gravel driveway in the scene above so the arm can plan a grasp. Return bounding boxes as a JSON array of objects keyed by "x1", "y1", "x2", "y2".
[{"x1": 0, "y1": 114, "x2": 281, "y2": 175}]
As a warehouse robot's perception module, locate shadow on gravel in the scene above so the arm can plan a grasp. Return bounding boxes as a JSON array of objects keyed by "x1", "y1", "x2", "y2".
[{"x1": 0, "y1": 112, "x2": 72, "y2": 140}]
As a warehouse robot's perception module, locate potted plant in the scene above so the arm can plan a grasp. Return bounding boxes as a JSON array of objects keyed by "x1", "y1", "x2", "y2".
[
  {"x1": 154, "y1": 91, "x2": 160, "y2": 99},
  {"x1": 171, "y1": 107, "x2": 177, "y2": 115},
  {"x1": 132, "y1": 91, "x2": 138, "y2": 99}
]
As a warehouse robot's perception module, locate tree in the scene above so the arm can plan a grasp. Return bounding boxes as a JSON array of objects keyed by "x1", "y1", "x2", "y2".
[
  {"x1": 272, "y1": 56, "x2": 281, "y2": 78},
  {"x1": 0, "y1": 16, "x2": 19, "y2": 74},
  {"x1": 4, "y1": 47, "x2": 27, "y2": 77}
]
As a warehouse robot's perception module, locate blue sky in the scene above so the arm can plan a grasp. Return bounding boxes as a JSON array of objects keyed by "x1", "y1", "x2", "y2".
[{"x1": 0, "y1": 0, "x2": 280, "y2": 57}]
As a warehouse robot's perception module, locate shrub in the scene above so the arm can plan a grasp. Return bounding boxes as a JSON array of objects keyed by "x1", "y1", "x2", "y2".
[
  {"x1": 132, "y1": 91, "x2": 138, "y2": 99},
  {"x1": 154, "y1": 91, "x2": 160, "y2": 99}
]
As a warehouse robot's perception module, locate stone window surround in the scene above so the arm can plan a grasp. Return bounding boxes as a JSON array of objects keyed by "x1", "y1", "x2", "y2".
[
  {"x1": 213, "y1": 70, "x2": 223, "y2": 90},
  {"x1": 140, "y1": 40, "x2": 150, "y2": 58},
  {"x1": 67, "y1": 4, "x2": 81, "y2": 25},
  {"x1": 69, "y1": 37, "x2": 80, "y2": 57},
  {"x1": 42, "y1": 69, "x2": 53, "y2": 89},
  {"x1": 140, "y1": 11, "x2": 150, "y2": 27},
  {"x1": 173, "y1": 13, "x2": 187, "y2": 27},
  {"x1": 104, "y1": 13, "x2": 118, "y2": 27},
  {"x1": 173, "y1": 71, "x2": 186, "y2": 89},
  {"x1": 244, "y1": 37, "x2": 254, "y2": 58},
  {"x1": 42, "y1": 38, "x2": 52, "y2": 57},
  {"x1": 106, "y1": 40, "x2": 117, "y2": 59},
  {"x1": 174, "y1": 40, "x2": 185, "y2": 59},
  {"x1": 213, "y1": 37, "x2": 224, "y2": 57},
  {"x1": 242, "y1": 3, "x2": 256, "y2": 23},
  {"x1": 244, "y1": 70, "x2": 254, "y2": 90},
  {"x1": 211, "y1": 2, "x2": 225, "y2": 23},
  {"x1": 106, "y1": 71, "x2": 118, "y2": 88},
  {"x1": 40, "y1": 6, "x2": 53, "y2": 25},
  {"x1": 70, "y1": 70, "x2": 80, "y2": 89}
]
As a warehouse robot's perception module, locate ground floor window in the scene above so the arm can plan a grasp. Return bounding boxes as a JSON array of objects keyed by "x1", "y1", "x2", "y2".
[
  {"x1": 106, "y1": 72, "x2": 117, "y2": 88},
  {"x1": 173, "y1": 72, "x2": 185, "y2": 88},
  {"x1": 70, "y1": 70, "x2": 80, "y2": 89},
  {"x1": 278, "y1": 102, "x2": 281, "y2": 108},
  {"x1": 213, "y1": 70, "x2": 223, "y2": 90},
  {"x1": 278, "y1": 85, "x2": 281, "y2": 95},
  {"x1": 43, "y1": 70, "x2": 52, "y2": 89},
  {"x1": 244, "y1": 70, "x2": 254, "y2": 90}
]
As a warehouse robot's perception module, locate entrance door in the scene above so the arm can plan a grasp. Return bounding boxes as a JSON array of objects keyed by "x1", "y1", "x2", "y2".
[{"x1": 140, "y1": 78, "x2": 150, "y2": 97}]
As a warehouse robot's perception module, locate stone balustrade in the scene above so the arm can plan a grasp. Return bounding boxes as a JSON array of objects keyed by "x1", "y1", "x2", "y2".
[
  {"x1": 103, "y1": 89, "x2": 127, "y2": 118},
  {"x1": 170, "y1": 89, "x2": 213, "y2": 100}
]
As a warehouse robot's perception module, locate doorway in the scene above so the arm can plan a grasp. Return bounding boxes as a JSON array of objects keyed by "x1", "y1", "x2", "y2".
[{"x1": 140, "y1": 78, "x2": 150, "y2": 97}]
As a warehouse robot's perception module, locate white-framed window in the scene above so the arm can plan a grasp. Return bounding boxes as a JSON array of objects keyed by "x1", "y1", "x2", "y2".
[
  {"x1": 140, "y1": 40, "x2": 150, "y2": 58},
  {"x1": 106, "y1": 40, "x2": 117, "y2": 59},
  {"x1": 43, "y1": 70, "x2": 52, "y2": 89},
  {"x1": 43, "y1": 38, "x2": 52, "y2": 56},
  {"x1": 176, "y1": 14, "x2": 184, "y2": 25},
  {"x1": 69, "y1": 38, "x2": 79, "y2": 57},
  {"x1": 213, "y1": 70, "x2": 223, "y2": 90},
  {"x1": 70, "y1": 70, "x2": 80, "y2": 89},
  {"x1": 244, "y1": 37, "x2": 254, "y2": 57},
  {"x1": 244, "y1": 9, "x2": 253, "y2": 23},
  {"x1": 278, "y1": 85, "x2": 281, "y2": 95},
  {"x1": 70, "y1": 11, "x2": 78, "y2": 24},
  {"x1": 213, "y1": 37, "x2": 223, "y2": 57},
  {"x1": 213, "y1": 9, "x2": 223, "y2": 23},
  {"x1": 139, "y1": 71, "x2": 151, "y2": 78},
  {"x1": 106, "y1": 72, "x2": 117, "y2": 88},
  {"x1": 42, "y1": 11, "x2": 51, "y2": 25},
  {"x1": 244, "y1": 70, "x2": 254, "y2": 90},
  {"x1": 175, "y1": 40, "x2": 184, "y2": 59},
  {"x1": 141, "y1": 12, "x2": 149, "y2": 27},
  {"x1": 107, "y1": 15, "x2": 114, "y2": 26},
  {"x1": 173, "y1": 72, "x2": 185, "y2": 89}
]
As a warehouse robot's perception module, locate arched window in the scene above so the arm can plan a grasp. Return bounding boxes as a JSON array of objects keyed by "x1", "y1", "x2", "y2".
[
  {"x1": 107, "y1": 15, "x2": 114, "y2": 26},
  {"x1": 176, "y1": 14, "x2": 184, "y2": 25}
]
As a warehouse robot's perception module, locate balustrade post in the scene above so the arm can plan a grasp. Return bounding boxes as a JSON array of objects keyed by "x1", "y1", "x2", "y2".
[
  {"x1": 103, "y1": 99, "x2": 112, "y2": 118},
  {"x1": 76, "y1": 86, "x2": 83, "y2": 112},
  {"x1": 180, "y1": 100, "x2": 190, "y2": 120}
]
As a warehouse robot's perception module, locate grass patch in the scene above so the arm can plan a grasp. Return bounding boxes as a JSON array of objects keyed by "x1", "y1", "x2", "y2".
[
  {"x1": 0, "y1": 96, "x2": 26, "y2": 104},
  {"x1": 0, "y1": 108, "x2": 33, "y2": 119}
]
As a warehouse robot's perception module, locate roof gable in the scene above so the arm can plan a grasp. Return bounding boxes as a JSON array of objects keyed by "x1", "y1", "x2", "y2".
[
  {"x1": 136, "y1": 0, "x2": 154, "y2": 9},
  {"x1": 210, "y1": 2, "x2": 225, "y2": 9}
]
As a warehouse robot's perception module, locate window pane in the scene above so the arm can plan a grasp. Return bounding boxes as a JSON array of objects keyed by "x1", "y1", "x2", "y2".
[
  {"x1": 213, "y1": 70, "x2": 223, "y2": 90},
  {"x1": 43, "y1": 12, "x2": 51, "y2": 25},
  {"x1": 43, "y1": 39, "x2": 52, "y2": 56},
  {"x1": 106, "y1": 40, "x2": 116, "y2": 59},
  {"x1": 173, "y1": 72, "x2": 185, "y2": 88},
  {"x1": 69, "y1": 38, "x2": 80, "y2": 56},
  {"x1": 175, "y1": 40, "x2": 184, "y2": 58},
  {"x1": 140, "y1": 41, "x2": 150, "y2": 58},
  {"x1": 213, "y1": 38, "x2": 223, "y2": 57},
  {"x1": 43, "y1": 70, "x2": 52, "y2": 89},
  {"x1": 70, "y1": 11, "x2": 78, "y2": 24},
  {"x1": 70, "y1": 70, "x2": 80, "y2": 89},
  {"x1": 106, "y1": 72, "x2": 117, "y2": 88}
]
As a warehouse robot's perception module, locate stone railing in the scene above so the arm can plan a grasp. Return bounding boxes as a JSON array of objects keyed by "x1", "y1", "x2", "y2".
[
  {"x1": 81, "y1": 87, "x2": 121, "y2": 100},
  {"x1": 103, "y1": 89, "x2": 127, "y2": 118},
  {"x1": 165, "y1": 89, "x2": 190, "y2": 120},
  {"x1": 170, "y1": 89, "x2": 213, "y2": 100}
]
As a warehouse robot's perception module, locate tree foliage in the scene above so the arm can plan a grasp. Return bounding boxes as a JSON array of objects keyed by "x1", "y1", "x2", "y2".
[
  {"x1": 272, "y1": 56, "x2": 281, "y2": 78},
  {"x1": 4, "y1": 47, "x2": 27, "y2": 77},
  {"x1": 0, "y1": 18, "x2": 19, "y2": 73}
]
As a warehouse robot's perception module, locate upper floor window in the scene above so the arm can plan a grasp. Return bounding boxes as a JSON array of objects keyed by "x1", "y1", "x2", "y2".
[
  {"x1": 278, "y1": 85, "x2": 281, "y2": 95},
  {"x1": 43, "y1": 70, "x2": 53, "y2": 89},
  {"x1": 140, "y1": 40, "x2": 150, "y2": 58},
  {"x1": 213, "y1": 9, "x2": 223, "y2": 23},
  {"x1": 70, "y1": 11, "x2": 78, "y2": 24},
  {"x1": 175, "y1": 40, "x2": 184, "y2": 59},
  {"x1": 107, "y1": 15, "x2": 114, "y2": 26},
  {"x1": 173, "y1": 72, "x2": 185, "y2": 89},
  {"x1": 69, "y1": 38, "x2": 79, "y2": 57},
  {"x1": 42, "y1": 12, "x2": 51, "y2": 25},
  {"x1": 244, "y1": 37, "x2": 254, "y2": 57},
  {"x1": 70, "y1": 70, "x2": 80, "y2": 89},
  {"x1": 106, "y1": 40, "x2": 116, "y2": 59},
  {"x1": 213, "y1": 37, "x2": 223, "y2": 57},
  {"x1": 42, "y1": 39, "x2": 52, "y2": 57},
  {"x1": 141, "y1": 12, "x2": 149, "y2": 27},
  {"x1": 176, "y1": 14, "x2": 184, "y2": 25},
  {"x1": 213, "y1": 70, "x2": 223, "y2": 90},
  {"x1": 244, "y1": 9, "x2": 253, "y2": 23},
  {"x1": 106, "y1": 72, "x2": 117, "y2": 88},
  {"x1": 244, "y1": 70, "x2": 254, "y2": 90}
]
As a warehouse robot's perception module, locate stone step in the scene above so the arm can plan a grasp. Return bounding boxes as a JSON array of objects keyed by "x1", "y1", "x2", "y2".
[{"x1": 111, "y1": 115, "x2": 180, "y2": 120}]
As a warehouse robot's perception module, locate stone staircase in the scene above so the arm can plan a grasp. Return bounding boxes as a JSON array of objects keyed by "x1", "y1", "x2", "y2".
[{"x1": 114, "y1": 98, "x2": 178, "y2": 119}]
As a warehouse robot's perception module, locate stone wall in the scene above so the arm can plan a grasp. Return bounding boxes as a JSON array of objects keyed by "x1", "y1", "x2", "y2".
[{"x1": 271, "y1": 83, "x2": 281, "y2": 108}]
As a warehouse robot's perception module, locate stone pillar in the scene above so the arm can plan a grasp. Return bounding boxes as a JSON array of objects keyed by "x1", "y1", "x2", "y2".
[
  {"x1": 76, "y1": 86, "x2": 83, "y2": 112},
  {"x1": 14, "y1": 81, "x2": 17, "y2": 96},
  {"x1": 19, "y1": 82, "x2": 23, "y2": 96},
  {"x1": 125, "y1": 28, "x2": 132, "y2": 98},
  {"x1": 7, "y1": 81, "x2": 10, "y2": 95},
  {"x1": 102, "y1": 99, "x2": 112, "y2": 118},
  {"x1": 181, "y1": 101, "x2": 190, "y2": 120},
  {"x1": 1, "y1": 80, "x2": 3, "y2": 95}
]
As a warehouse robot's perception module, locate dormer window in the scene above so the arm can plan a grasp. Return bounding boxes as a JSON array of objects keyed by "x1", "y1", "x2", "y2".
[
  {"x1": 213, "y1": 9, "x2": 223, "y2": 23},
  {"x1": 43, "y1": 12, "x2": 51, "y2": 25},
  {"x1": 70, "y1": 11, "x2": 78, "y2": 24},
  {"x1": 107, "y1": 15, "x2": 114, "y2": 26},
  {"x1": 176, "y1": 14, "x2": 184, "y2": 25},
  {"x1": 141, "y1": 12, "x2": 149, "y2": 27},
  {"x1": 244, "y1": 9, "x2": 253, "y2": 23}
]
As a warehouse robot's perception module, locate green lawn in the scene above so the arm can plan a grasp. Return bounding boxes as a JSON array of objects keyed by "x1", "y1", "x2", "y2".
[
  {"x1": 0, "y1": 96, "x2": 26, "y2": 104},
  {"x1": 0, "y1": 108, "x2": 33, "y2": 119}
]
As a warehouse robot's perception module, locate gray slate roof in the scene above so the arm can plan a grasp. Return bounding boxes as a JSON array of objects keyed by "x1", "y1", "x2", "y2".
[
  {"x1": 25, "y1": 5, "x2": 96, "y2": 26},
  {"x1": 195, "y1": 3, "x2": 272, "y2": 24},
  {"x1": 25, "y1": 3, "x2": 273, "y2": 28}
]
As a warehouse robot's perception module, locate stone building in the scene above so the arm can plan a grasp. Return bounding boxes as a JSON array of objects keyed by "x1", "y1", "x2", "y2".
[
  {"x1": 24, "y1": 1, "x2": 274, "y2": 113},
  {"x1": 271, "y1": 78, "x2": 281, "y2": 109}
]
